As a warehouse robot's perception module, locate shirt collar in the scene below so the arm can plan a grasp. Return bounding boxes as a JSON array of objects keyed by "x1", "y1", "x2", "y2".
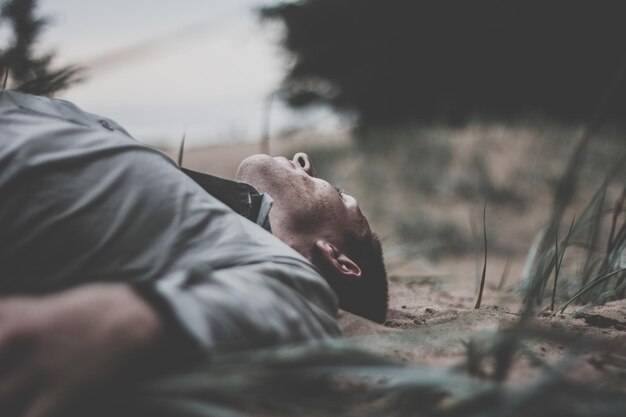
[{"x1": 181, "y1": 167, "x2": 273, "y2": 232}]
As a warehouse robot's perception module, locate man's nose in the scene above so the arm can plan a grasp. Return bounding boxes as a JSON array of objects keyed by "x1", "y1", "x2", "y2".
[{"x1": 293, "y1": 152, "x2": 317, "y2": 177}]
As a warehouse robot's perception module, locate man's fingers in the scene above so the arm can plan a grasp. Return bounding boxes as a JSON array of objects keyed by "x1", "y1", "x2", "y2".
[
  {"x1": 0, "y1": 367, "x2": 39, "y2": 417},
  {"x1": 0, "y1": 305, "x2": 38, "y2": 417},
  {"x1": 0, "y1": 285, "x2": 164, "y2": 417},
  {"x1": 0, "y1": 339, "x2": 33, "y2": 401},
  {"x1": 23, "y1": 391, "x2": 63, "y2": 417},
  {"x1": 0, "y1": 338, "x2": 30, "y2": 375},
  {"x1": 0, "y1": 367, "x2": 72, "y2": 417},
  {"x1": 0, "y1": 299, "x2": 34, "y2": 372},
  {"x1": 22, "y1": 375, "x2": 89, "y2": 417}
]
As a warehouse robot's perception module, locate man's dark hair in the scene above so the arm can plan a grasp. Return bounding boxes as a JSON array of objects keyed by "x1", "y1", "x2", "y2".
[{"x1": 330, "y1": 231, "x2": 388, "y2": 324}]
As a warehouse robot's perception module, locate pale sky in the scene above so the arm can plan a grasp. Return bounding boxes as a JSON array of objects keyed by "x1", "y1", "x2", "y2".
[{"x1": 21, "y1": 0, "x2": 341, "y2": 147}]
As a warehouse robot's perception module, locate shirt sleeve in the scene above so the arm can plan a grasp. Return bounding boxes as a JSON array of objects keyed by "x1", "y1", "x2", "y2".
[{"x1": 133, "y1": 260, "x2": 342, "y2": 357}]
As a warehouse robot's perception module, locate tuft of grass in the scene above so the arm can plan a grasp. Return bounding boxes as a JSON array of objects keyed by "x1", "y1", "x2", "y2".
[
  {"x1": 551, "y1": 267, "x2": 626, "y2": 316},
  {"x1": 524, "y1": 158, "x2": 626, "y2": 314},
  {"x1": 522, "y1": 51, "x2": 626, "y2": 308}
]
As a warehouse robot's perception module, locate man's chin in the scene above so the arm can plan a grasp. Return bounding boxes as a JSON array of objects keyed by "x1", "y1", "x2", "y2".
[{"x1": 235, "y1": 154, "x2": 274, "y2": 182}]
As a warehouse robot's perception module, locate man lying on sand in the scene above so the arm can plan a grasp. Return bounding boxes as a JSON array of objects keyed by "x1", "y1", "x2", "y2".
[{"x1": 0, "y1": 91, "x2": 387, "y2": 416}]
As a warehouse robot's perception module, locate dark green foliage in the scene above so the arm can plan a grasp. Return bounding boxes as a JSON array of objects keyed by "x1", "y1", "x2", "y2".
[
  {"x1": 262, "y1": 0, "x2": 626, "y2": 128},
  {"x1": 0, "y1": 0, "x2": 82, "y2": 95}
]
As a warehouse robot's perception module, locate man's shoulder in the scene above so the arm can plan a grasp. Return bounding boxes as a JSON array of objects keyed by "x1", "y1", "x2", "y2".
[
  {"x1": 1, "y1": 91, "x2": 132, "y2": 136},
  {"x1": 0, "y1": 91, "x2": 175, "y2": 175}
]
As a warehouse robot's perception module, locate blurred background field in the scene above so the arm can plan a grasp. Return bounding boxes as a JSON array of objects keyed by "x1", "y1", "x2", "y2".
[
  {"x1": 176, "y1": 117, "x2": 625, "y2": 310},
  {"x1": 2, "y1": 0, "x2": 626, "y2": 416}
]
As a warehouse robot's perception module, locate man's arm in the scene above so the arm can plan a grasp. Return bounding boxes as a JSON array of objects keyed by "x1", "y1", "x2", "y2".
[
  {"x1": 134, "y1": 260, "x2": 342, "y2": 354},
  {"x1": 0, "y1": 259, "x2": 341, "y2": 417},
  {"x1": 0, "y1": 284, "x2": 163, "y2": 417}
]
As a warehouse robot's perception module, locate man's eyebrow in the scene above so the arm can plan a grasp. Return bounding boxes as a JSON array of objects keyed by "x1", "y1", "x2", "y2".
[{"x1": 334, "y1": 185, "x2": 344, "y2": 195}]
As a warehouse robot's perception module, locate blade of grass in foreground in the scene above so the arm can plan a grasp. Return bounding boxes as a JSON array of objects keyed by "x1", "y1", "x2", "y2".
[
  {"x1": 550, "y1": 215, "x2": 576, "y2": 312},
  {"x1": 93, "y1": 336, "x2": 626, "y2": 417}
]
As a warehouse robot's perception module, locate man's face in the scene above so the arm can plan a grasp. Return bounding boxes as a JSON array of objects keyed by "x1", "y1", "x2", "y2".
[{"x1": 236, "y1": 153, "x2": 368, "y2": 248}]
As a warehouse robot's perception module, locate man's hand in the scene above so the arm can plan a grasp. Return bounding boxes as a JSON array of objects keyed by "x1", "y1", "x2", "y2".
[{"x1": 0, "y1": 283, "x2": 164, "y2": 417}]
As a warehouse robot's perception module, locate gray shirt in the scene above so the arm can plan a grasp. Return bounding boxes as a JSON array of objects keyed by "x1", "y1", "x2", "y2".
[{"x1": 0, "y1": 91, "x2": 341, "y2": 355}]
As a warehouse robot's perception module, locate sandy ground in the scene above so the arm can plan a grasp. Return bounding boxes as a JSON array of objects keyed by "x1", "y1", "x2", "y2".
[{"x1": 170, "y1": 133, "x2": 625, "y2": 391}]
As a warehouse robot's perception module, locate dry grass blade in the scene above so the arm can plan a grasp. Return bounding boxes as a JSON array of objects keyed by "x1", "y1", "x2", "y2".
[
  {"x1": 551, "y1": 267, "x2": 626, "y2": 316},
  {"x1": 469, "y1": 210, "x2": 480, "y2": 289},
  {"x1": 475, "y1": 200, "x2": 487, "y2": 309},
  {"x1": 177, "y1": 130, "x2": 187, "y2": 167},
  {"x1": 1, "y1": 48, "x2": 7, "y2": 90},
  {"x1": 1, "y1": 58, "x2": 7, "y2": 90},
  {"x1": 551, "y1": 221, "x2": 559, "y2": 311},
  {"x1": 550, "y1": 216, "x2": 576, "y2": 312},
  {"x1": 606, "y1": 188, "x2": 625, "y2": 251}
]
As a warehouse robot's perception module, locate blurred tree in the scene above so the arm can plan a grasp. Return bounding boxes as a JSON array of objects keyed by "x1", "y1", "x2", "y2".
[
  {"x1": 0, "y1": 0, "x2": 82, "y2": 95},
  {"x1": 262, "y1": 0, "x2": 626, "y2": 128}
]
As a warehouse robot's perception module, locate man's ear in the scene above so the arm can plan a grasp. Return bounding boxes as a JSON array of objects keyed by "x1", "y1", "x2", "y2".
[{"x1": 314, "y1": 240, "x2": 362, "y2": 280}]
